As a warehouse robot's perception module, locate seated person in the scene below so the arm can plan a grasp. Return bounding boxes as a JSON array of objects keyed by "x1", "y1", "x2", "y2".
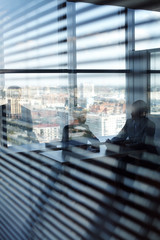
[
  {"x1": 106, "y1": 100, "x2": 157, "y2": 153},
  {"x1": 62, "y1": 108, "x2": 100, "y2": 152}
]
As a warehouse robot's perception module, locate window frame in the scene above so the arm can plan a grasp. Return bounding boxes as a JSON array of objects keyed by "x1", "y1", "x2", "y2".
[{"x1": 0, "y1": 1, "x2": 136, "y2": 147}]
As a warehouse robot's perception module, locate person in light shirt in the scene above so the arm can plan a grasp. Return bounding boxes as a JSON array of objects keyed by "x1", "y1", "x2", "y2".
[{"x1": 62, "y1": 107, "x2": 100, "y2": 152}]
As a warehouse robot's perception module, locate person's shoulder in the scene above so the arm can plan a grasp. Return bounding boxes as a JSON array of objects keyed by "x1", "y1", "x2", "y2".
[
  {"x1": 125, "y1": 118, "x2": 132, "y2": 125},
  {"x1": 146, "y1": 117, "x2": 155, "y2": 127},
  {"x1": 63, "y1": 124, "x2": 69, "y2": 130},
  {"x1": 81, "y1": 123, "x2": 89, "y2": 129},
  {"x1": 140, "y1": 117, "x2": 155, "y2": 130},
  {"x1": 63, "y1": 124, "x2": 75, "y2": 131},
  {"x1": 126, "y1": 118, "x2": 132, "y2": 122}
]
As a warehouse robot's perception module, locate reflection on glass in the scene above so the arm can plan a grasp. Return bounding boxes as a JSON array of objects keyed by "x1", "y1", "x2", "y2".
[
  {"x1": 0, "y1": 73, "x2": 69, "y2": 146},
  {"x1": 1, "y1": 0, "x2": 67, "y2": 69},
  {"x1": 150, "y1": 74, "x2": 160, "y2": 114},
  {"x1": 135, "y1": 10, "x2": 160, "y2": 50},
  {"x1": 1, "y1": 86, "x2": 38, "y2": 146},
  {"x1": 77, "y1": 74, "x2": 126, "y2": 139},
  {"x1": 151, "y1": 52, "x2": 160, "y2": 70},
  {"x1": 76, "y1": 3, "x2": 125, "y2": 69},
  {"x1": 62, "y1": 107, "x2": 100, "y2": 152}
]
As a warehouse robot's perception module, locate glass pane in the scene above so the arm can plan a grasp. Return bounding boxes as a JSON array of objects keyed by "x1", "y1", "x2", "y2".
[
  {"x1": 0, "y1": 73, "x2": 69, "y2": 146},
  {"x1": 135, "y1": 10, "x2": 160, "y2": 50},
  {"x1": 150, "y1": 74, "x2": 160, "y2": 114},
  {"x1": 77, "y1": 73, "x2": 126, "y2": 140},
  {"x1": 75, "y1": 3, "x2": 126, "y2": 69},
  {"x1": 150, "y1": 52, "x2": 160, "y2": 70},
  {"x1": 0, "y1": 0, "x2": 67, "y2": 69}
]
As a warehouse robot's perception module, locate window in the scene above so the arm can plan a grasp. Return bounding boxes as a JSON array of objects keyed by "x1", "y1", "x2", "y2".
[
  {"x1": 1, "y1": 2, "x2": 160, "y2": 240},
  {"x1": 72, "y1": 2, "x2": 127, "y2": 139},
  {"x1": 2, "y1": 0, "x2": 67, "y2": 69},
  {"x1": 0, "y1": 1, "x2": 127, "y2": 147},
  {"x1": 0, "y1": 0, "x2": 69, "y2": 147},
  {"x1": 77, "y1": 73, "x2": 126, "y2": 138},
  {"x1": 150, "y1": 51, "x2": 160, "y2": 114},
  {"x1": 2, "y1": 73, "x2": 68, "y2": 146},
  {"x1": 135, "y1": 10, "x2": 160, "y2": 50},
  {"x1": 76, "y1": 3, "x2": 126, "y2": 69},
  {"x1": 135, "y1": 10, "x2": 160, "y2": 115}
]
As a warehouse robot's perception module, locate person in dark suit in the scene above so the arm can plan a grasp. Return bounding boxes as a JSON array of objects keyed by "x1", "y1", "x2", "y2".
[
  {"x1": 106, "y1": 100, "x2": 157, "y2": 186},
  {"x1": 106, "y1": 100, "x2": 156, "y2": 153},
  {"x1": 0, "y1": 86, "x2": 38, "y2": 147},
  {"x1": 62, "y1": 107, "x2": 100, "y2": 152}
]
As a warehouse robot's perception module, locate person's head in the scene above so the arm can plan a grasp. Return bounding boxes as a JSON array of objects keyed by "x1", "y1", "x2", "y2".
[
  {"x1": 131, "y1": 100, "x2": 148, "y2": 119},
  {"x1": 73, "y1": 107, "x2": 87, "y2": 124}
]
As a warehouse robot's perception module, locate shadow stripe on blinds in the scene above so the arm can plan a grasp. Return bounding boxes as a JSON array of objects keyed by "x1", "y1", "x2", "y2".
[
  {"x1": 0, "y1": 0, "x2": 67, "y2": 69},
  {"x1": 1, "y1": 148, "x2": 160, "y2": 239}
]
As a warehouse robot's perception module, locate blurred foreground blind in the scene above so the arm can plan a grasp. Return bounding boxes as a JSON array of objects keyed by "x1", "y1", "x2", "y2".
[
  {"x1": 0, "y1": 0, "x2": 67, "y2": 69},
  {"x1": 75, "y1": 3, "x2": 126, "y2": 69},
  {"x1": 0, "y1": 1, "x2": 160, "y2": 240},
  {"x1": 135, "y1": 9, "x2": 160, "y2": 50},
  {"x1": 1, "y1": 148, "x2": 160, "y2": 240}
]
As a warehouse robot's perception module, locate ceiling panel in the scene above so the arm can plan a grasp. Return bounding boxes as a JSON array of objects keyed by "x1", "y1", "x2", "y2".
[{"x1": 67, "y1": 0, "x2": 160, "y2": 12}]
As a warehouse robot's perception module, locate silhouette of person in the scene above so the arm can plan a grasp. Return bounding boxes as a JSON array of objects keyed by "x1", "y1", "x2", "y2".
[
  {"x1": 106, "y1": 100, "x2": 156, "y2": 153},
  {"x1": 62, "y1": 107, "x2": 100, "y2": 152},
  {"x1": 0, "y1": 86, "x2": 38, "y2": 147}
]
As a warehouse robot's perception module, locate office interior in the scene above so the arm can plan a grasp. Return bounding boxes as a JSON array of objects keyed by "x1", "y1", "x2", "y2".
[{"x1": 0, "y1": 0, "x2": 160, "y2": 239}]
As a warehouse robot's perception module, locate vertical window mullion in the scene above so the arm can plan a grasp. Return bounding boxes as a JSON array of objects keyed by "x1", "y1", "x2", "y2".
[
  {"x1": 126, "y1": 8, "x2": 135, "y2": 116},
  {"x1": 67, "y1": 1, "x2": 77, "y2": 116}
]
